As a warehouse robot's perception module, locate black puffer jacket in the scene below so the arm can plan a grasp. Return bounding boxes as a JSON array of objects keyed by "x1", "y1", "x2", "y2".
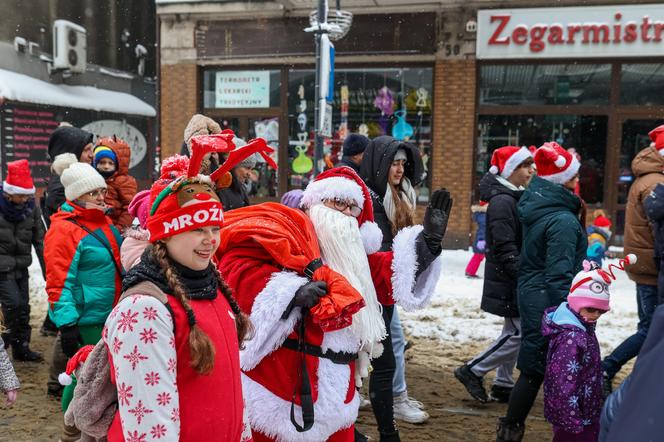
[
  {"x1": 0, "y1": 200, "x2": 45, "y2": 276},
  {"x1": 359, "y1": 136, "x2": 423, "y2": 251},
  {"x1": 479, "y1": 174, "x2": 523, "y2": 318},
  {"x1": 42, "y1": 127, "x2": 93, "y2": 227},
  {"x1": 217, "y1": 169, "x2": 250, "y2": 211}
]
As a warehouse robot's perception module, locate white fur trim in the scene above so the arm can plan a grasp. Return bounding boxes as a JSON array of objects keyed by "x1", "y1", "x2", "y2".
[
  {"x1": 489, "y1": 165, "x2": 499, "y2": 174},
  {"x1": 301, "y1": 176, "x2": 364, "y2": 209},
  {"x1": 360, "y1": 221, "x2": 383, "y2": 255},
  {"x1": 540, "y1": 155, "x2": 581, "y2": 185},
  {"x1": 500, "y1": 147, "x2": 533, "y2": 179},
  {"x1": 391, "y1": 225, "x2": 443, "y2": 311},
  {"x1": 2, "y1": 181, "x2": 35, "y2": 195},
  {"x1": 242, "y1": 359, "x2": 358, "y2": 442},
  {"x1": 321, "y1": 327, "x2": 361, "y2": 354},
  {"x1": 58, "y1": 372, "x2": 72, "y2": 386},
  {"x1": 240, "y1": 271, "x2": 308, "y2": 371},
  {"x1": 52, "y1": 153, "x2": 78, "y2": 176}
]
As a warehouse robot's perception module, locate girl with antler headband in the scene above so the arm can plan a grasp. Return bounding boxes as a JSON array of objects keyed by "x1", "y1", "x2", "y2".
[{"x1": 541, "y1": 255, "x2": 636, "y2": 442}]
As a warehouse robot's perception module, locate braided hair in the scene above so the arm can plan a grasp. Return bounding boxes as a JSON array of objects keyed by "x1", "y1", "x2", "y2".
[{"x1": 152, "y1": 242, "x2": 251, "y2": 374}]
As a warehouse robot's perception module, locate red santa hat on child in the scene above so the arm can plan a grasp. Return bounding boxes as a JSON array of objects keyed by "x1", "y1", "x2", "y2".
[
  {"x1": 489, "y1": 146, "x2": 534, "y2": 179},
  {"x1": 649, "y1": 124, "x2": 664, "y2": 154},
  {"x1": 300, "y1": 166, "x2": 383, "y2": 255},
  {"x1": 568, "y1": 254, "x2": 636, "y2": 313},
  {"x1": 3, "y1": 159, "x2": 35, "y2": 195},
  {"x1": 534, "y1": 142, "x2": 581, "y2": 185},
  {"x1": 58, "y1": 345, "x2": 95, "y2": 386}
]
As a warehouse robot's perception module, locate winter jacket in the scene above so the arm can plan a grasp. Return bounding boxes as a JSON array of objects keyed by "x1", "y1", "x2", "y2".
[
  {"x1": 120, "y1": 226, "x2": 150, "y2": 270},
  {"x1": 0, "y1": 193, "x2": 45, "y2": 277},
  {"x1": 360, "y1": 135, "x2": 424, "y2": 251},
  {"x1": 471, "y1": 206, "x2": 487, "y2": 254},
  {"x1": 99, "y1": 139, "x2": 138, "y2": 230},
  {"x1": 339, "y1": 156, "x2": 360, "y2": 174},
  {"x1": 0, "y1": 341, "x2": 19, "y2": 393},
  {"x1": 586, "y1": 226, "x2": 610, "y2": 267},
  {"x1": 599, "y1": 374, "x2": 632, "y2": 442},
  {"x1": 516, "y1": 176, "x2": 587, "y2": 377},
  {"x1": 216, "y1": 169, "x2": 250, "y2": 212},
  {"x1": 644, "y1": 183, "x2": 664, "y2": 303},
  {"x1": 603, "y1": 304, "x2": 664, "y2": 442},
  {"x1": 45, "y1": 202, "x2": 123, "y2": 328},
  {"x1": 542, "y1": 303, "x2": 602, "y2": 434},
  {"x1": 479, "y1": 173, "x2": 524, "y2": 318},
  {"x1": 623, "y1": 145, "x2": 664, "y2": 286},
  {"x1": 42, "y1": 127, "x2": 94, "y2": 228}
]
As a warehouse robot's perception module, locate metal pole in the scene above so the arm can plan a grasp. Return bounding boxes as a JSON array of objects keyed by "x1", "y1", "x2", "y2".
[{"x1": 312, "y1": 0, "x2": 327, "y2": 177}]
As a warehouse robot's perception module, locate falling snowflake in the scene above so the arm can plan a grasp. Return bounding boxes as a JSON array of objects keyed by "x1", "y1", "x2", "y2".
[
  {"x1": 151, "y1": 424, "x2": 167, "y2": 439},
  {"x1": 118, "y1": 309, "x2": 139, "y2": 333},
  {"x1": 117, "y1": 382, "x2": 134, "y2": 406},
  {"x1": 112, "y1": 337, "x2": 123, "y2": 354},
  {"x1": 566, "y1": 360, "x2": 580, "y2": 374},
  {"x1": 167, "y1": 358, "x2": 177, "y2": 374},
  {"x1": 140, "y1": 328, "x2": 158, "y2": 344},
  {"x1": 124, "y1": 345, "x2": 149, "y2": 370},
  {"x1": 128, "y1": 399, "x2": 153, "y2": 425},
  {"x1": 145, "y1": 371, "x2": 160, "y2": 386},
  {"x1": 157, "y1": 392, "x2": 172, "y2": 406},
  {"x1": 583, "y1": 385, "x2": 592, "y2": 398},
  {"x1": 125, "y1": 430, "x2": 147, "y2": 442},
  {"x1": 568, "y1": 395, "x2": 579, "y2": 408},
  {"x1": 143, "y1": 306, "x2": 158, "y2": 321},
  {"x1": 171, "y1": 407, "x2": 180, "y2": 422}
]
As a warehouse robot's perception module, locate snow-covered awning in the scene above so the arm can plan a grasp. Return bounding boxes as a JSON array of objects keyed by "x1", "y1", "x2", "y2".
[{"x1": 0, "y1": 69, "x2": 156, "y2": 117}]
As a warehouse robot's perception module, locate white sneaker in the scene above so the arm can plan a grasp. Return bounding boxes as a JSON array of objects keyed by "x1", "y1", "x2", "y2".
[
  {"x1": 359, "y1": 393, "x2": 371, "y2": 410},
  {"x1": 393, "y1": 393, "x2": 429, "y2": 424}
]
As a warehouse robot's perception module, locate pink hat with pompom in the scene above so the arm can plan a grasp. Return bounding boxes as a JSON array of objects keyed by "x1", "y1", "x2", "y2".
[{"x1": 128, "y1": 190, "x2": 151, "y2": 229}]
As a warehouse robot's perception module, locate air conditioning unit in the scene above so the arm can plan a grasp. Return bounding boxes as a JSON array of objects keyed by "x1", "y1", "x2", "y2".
[{"x1": 53, "y1": 20, "x2": 86, "y2": 73}]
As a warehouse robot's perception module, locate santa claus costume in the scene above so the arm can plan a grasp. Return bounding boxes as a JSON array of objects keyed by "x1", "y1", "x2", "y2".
[
  {"x1": 102, "y1": 134, "x2": 274, "y2": 442},
  {"x1": 218, "y1": 167, "x2": 451, "y2": 441}
]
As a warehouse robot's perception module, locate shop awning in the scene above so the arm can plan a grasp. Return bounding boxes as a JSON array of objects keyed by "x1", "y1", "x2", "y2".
[{"x1": 0, "y1": 69, "x2": 156, "y2": 117}]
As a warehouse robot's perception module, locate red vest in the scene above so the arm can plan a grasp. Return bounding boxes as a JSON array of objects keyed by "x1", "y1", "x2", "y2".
[{"x1": 108, "y1": 291, "x2": 244, "y2": 441}]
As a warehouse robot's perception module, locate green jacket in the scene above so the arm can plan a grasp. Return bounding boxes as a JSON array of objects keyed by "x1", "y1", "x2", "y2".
[{"x1": 516, "y1": 176, "x2": 587, "y2": 376}]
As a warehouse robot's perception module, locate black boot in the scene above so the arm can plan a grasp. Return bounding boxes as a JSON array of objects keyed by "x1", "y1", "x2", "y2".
[
  {"x1": 12, "y1": 341, "x2": 43, "y2": 362},
  {"x1": 454, "y1": 364, "x2": 488, "y2": 403},
  {"x1": 496, "y1": 417, "x2": 524, "y2": 442},
  {"x1": 354, "y1": 428, "x2": 369, "y2": 442},
  {"x1": 490, "y1": 385, "x2": 513, "y2": 403},
  {"x1": 40, "y1": 315, "x2": 58, "y2": 337},
  {"x1": 379, "y1": 430, "x2": 401, "y2": 442}
]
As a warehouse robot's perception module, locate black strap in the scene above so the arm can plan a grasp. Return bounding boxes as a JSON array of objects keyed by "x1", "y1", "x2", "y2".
[
  {"x1": 66, "y1": 218, "x2": 124, "y2": 278},
  {"x1": 289, "y1": 313, "x2": 315, "y2": 432},
  {"x1": 303, "y1": 258, "x2": 323, "y2": 280},
  {"x1": 282, "y1": 338, "x2": 358, "y2": 365}
]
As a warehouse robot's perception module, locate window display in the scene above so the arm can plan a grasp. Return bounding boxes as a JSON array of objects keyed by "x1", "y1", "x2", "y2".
[
  {"x1": 621, "y1": 64, "x2": 664, "y2": 105},
  {"x1": 287, "y1": 67, "x2": 433, "y2": 201},
  {"x1": 476, "y1": 115, "x2": 608, "y2": 204}
]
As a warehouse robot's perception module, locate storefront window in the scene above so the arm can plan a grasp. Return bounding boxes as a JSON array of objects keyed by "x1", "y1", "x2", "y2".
[
  {"x1": 476, "y1": 115, "x2": 608, "y2": 204},
  {"x1": 621, "y1": 64, "x2": 664, "y2": 105},
  {"x1": 203, "y1": 70, "x2": 281, "y2": 109},
  {"x1": 286, "y1": 67, "x2": 433, "y2": 201},
  {"x1": 479, "y1": 64, "x2": 611, "y2": 106}
]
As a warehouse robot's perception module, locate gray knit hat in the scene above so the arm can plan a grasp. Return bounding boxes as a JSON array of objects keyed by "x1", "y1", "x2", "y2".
[{"x1": 61, "y1": 162, "x2": 107, "y2": 201}]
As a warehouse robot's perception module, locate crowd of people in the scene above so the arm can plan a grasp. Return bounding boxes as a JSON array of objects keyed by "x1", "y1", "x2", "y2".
[{"x1": 0, "y1": 114, "x2": 663, "y2": 442}]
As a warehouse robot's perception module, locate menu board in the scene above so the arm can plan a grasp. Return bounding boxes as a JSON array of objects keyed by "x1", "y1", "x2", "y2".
[{"x1": 1, "y1": 102, "x2": 153, "y2": 186}]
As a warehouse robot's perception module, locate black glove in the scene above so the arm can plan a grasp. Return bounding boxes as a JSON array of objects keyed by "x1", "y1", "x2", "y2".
[
  {"x1": 60, "y1": 325, "x2": 83, "y2": 358},
  {"x1": 422, "y1": 188, "x2": 453, "y2": 254},
  {"x1": 281, "y1": 281, "x2": 328, "y2": 319}
]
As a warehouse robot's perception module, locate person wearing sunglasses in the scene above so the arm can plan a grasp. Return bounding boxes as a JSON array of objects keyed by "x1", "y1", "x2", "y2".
[{"x1": 44, "y1": 162, "x2": 123, "y2": 440}]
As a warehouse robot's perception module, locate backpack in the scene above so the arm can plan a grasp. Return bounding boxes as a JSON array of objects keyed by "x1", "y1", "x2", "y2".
[{"x1": 63, "y1": 281, "x2": 171, "y2": 440}]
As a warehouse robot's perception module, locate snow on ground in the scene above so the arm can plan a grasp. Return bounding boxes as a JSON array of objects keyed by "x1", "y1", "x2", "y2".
[{"x1": 400, "y1": 249, "x2": 638, "y2": 356}]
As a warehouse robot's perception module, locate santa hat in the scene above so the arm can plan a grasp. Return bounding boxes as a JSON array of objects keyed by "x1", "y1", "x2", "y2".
[
  {"x1": 61, "y1": 163, "x2": 107, "y2": 201},
  {"x1": 3, "y1": 160, "x2": 35, "y2": 195},
  {"x1": 593, "y1": 215, "x2": 612, "y2": 229},
  {"x1": 488, "y1": 146, "x2": 533, "y2": 178},
  {"x1": 649, "y1": 124, "x2": 664, "y2": 153},
  {"x1": 58, "y1": 345, "x2": 95, "y2": 385},
  {"x1": 568, "y1": 254, "x2": 636, "y2": 313},
  {"x1": 534, "y1": 142, "x2": 580, "y2": 185},
  {"x1": 300, "y1": 166, "x2": 383, "y2": 254}
]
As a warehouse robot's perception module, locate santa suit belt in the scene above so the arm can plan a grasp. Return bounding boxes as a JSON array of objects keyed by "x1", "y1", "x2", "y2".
[{"x1": 282, "y1": 338, "x2": 358, "y2": 364}]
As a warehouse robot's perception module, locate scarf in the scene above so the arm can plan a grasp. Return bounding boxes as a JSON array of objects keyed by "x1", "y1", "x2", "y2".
[
  {"x1": 496, "y1": 175, "x2": 524, "y2": 191},
  {"x1": 123, "y1": 247, "x2": 218, "y2": 300},
  {"x1": 0, "y1": 193, "x2": 35, "y2": 223},
  {"x1": 383, "y1": 177, "x2": 417, "y2": 227}
]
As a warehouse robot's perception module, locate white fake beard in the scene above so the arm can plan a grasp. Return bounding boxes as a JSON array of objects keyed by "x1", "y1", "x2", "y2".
[{"x1": 309, "y1": 204, "x2": 386, "y2": 353}]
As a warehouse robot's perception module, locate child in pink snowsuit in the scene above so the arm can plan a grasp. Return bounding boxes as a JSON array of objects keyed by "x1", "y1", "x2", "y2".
[{"x1": 465, "y1": 202, "x2": 487, "y2": 277}]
